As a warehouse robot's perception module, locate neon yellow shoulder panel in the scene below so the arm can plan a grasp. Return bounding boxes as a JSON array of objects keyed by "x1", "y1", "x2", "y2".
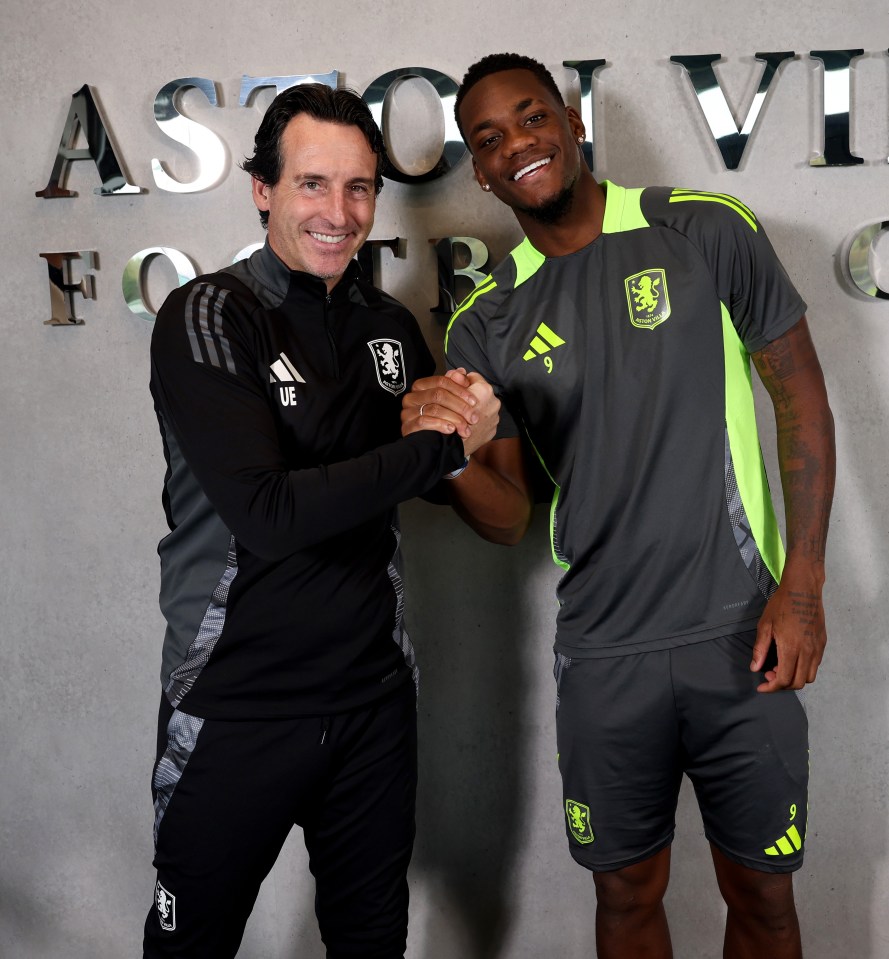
[
  {"x1": 510, "y1": 238, "x2": 546, "y2": 288},
  {"x1": 601, "y1": 180, "x2": 649, "y2": 234}
]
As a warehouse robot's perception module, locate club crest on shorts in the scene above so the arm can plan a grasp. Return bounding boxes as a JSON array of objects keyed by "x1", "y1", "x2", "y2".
[
  {"x1": 625, "y1": 268, "x2": 671, "y2": 330},
  {"x1": 368, "y1": 338, "x2": 405, "y2": 395},
  {"x1": 155, "y1": 880, "x2": 176, "y2": 932},
  {"x1": 565, "y1": 799, "x2": 595, "y2": 844}
]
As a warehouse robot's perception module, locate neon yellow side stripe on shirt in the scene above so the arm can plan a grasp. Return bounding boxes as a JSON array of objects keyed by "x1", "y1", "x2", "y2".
[
  {"x1": 520, "y1": 424, "x2": 569, "y2": 570},
  {"x1": 669, "y1": 190, "x2": 758, "y2": 232},
  {"x1": 444, "y1": 277, "x2": 497, "y2": 352},
  {"x1": 721, "y1": 302, "x2": 785, "y2": 582}
]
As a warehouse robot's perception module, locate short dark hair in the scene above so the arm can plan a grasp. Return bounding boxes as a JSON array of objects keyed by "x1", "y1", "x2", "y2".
[
  {"x1": 455, "y1": 53, "x2": 565, "y2": 142},
  {"x1": 241, "y1": 83, "x2": 386, "y2": 228}
]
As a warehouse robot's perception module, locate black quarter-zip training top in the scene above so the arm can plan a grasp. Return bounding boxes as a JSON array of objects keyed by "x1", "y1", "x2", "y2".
[{"x1": 150, "y1": 240, "x2": 464, "y2": 719}]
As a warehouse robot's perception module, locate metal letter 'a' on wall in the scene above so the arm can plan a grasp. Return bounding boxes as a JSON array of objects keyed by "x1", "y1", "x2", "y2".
[
  {"x1": 563, "y1": 59, "x2": 606, "y2": 172},
  {"x1": 671, "y1": 53, "x2": 795, "y2": 169},
  {"x1": 364, "y1": 68, "x2": 467, "y2": 183},
  {"x1": 809, "y1": 50, "x2": 865, "y2": 167},
  {"x1": 35, "y1": 85, "x2": 144, "y2": 197},
  {"x1": 152, "y1": 79, "x2": 226, "y2": 193}
]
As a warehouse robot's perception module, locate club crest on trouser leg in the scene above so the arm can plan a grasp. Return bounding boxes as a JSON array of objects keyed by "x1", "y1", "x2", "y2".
[
  {"x1": 565, "y1": 798, "x2": 595, "y2": 844},
  {"x1": 155, "y1": 879, "x2": 176, "y2": 932},
  {"x1": 367, "y1": 338, "x2": 406, "y2": 395},
  {"x1": 625, "y1": 268, "x2": 671, "y2": 330}
]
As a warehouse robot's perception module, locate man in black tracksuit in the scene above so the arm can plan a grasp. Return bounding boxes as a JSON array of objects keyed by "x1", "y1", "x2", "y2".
[{"x1": 143, "y1": 84, "x2": 498, "y2": 958}]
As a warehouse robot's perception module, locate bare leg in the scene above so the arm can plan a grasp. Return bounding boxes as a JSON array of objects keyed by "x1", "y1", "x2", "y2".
[
  {"x1": 593, "y1": 845, "x2": 673, "y2": 959},
  {"x1": 710, "y1": 844, "x2": 802, "y2": 959}
]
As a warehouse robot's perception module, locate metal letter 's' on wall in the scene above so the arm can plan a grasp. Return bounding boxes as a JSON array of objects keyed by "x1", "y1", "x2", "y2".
[
  {"x1": 848, "y1": 222, "x2": 889, "y2": 298},
  {"x1": 809, "y1": 49, "x2": 865, "y2": 167},
  {"x1": 563, "y1": 59, "x2": 606, "y2": 172},
  {"x1": 35, "y1": 86, "x2": 144, "y2": 198},
  {"x1": 40, "y1": 251, "x2": 97, "y2": 324},
  {"x1": 122, "y1": 248, "x2": 197, "y2": 321},
  {"x1": 670, "y1": 53, "x2": 795, "y2": 170},
  {"x1": 363, "y1": 68, "x2": 466, "y2": 183},
  {"x1": 431, "y1": 237, "x2": 490, "y2": 319},
  {"x1": 152, "y1": 79, "x2": 226, "y2": 193}
]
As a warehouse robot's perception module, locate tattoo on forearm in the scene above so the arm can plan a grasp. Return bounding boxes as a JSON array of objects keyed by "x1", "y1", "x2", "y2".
[{"x1": 753, "y1": 326, "x2": 835, "y2": 564}]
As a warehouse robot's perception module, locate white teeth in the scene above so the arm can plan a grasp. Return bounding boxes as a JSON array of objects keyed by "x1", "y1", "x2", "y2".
[
  {"x1": 513, "y1": 157, "x2": 551, "y2": 181},
  {"x1": 309, "y1": 232, "x2": 347, "y2": 244}
]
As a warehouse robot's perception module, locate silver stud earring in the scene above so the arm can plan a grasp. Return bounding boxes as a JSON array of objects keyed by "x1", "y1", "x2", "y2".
[
  {"x1": 577, "y1": 135, "x2": 585, "y2": 144},
  {"x1": 481, "y1": 184, "x2": 491, "y2": 192}
]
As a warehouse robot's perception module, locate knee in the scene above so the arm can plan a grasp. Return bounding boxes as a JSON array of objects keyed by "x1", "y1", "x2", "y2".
[
  {"x1": 593, "y1": 856, "x2": 670, "y2": 917},
  {"x1": 720, "y1": 869, "x2": 798, "y2": 933}
]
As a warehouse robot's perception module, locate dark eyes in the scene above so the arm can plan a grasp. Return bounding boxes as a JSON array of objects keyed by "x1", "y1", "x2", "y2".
[{"x1": 476, "y1": 112, "x2": 547, "y2": 149}]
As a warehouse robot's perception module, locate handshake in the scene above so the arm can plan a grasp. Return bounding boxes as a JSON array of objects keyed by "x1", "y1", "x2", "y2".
[{"x1": 401, "y1": 368, "x2": 500, "y2": 457}]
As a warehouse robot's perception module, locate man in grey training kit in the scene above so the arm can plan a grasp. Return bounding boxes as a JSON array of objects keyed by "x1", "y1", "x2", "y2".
[{"x1": 403, "y1": 53, "x2": 835, "y2": 958}]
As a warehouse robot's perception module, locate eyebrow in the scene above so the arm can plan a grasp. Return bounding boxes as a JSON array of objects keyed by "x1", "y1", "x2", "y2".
[
  {"x1": 468, "y1": 97, "x2": 539, "y2": 140},
  {"x1": 295, "y1": 173, "x2": 375, "y2": 187}
]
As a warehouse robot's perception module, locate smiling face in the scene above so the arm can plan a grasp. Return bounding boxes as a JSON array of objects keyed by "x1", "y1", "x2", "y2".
[
  {"x1": 252, "y1": 114, "x2": 377, "y2": 290},
  {"x1": 458, "y1": 68, "x2": 585, "y2": 225}
]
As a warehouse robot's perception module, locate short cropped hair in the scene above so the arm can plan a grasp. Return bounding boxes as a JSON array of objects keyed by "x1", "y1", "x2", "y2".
[
  {"x1": 454, "y1": 53, "x2": 565, "y2": 141},
  {"x1": 242, "y1": 83, "x2": 385, "y2": 228}
]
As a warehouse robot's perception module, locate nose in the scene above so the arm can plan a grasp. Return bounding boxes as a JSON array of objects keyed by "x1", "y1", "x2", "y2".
[
  {"x1": 322, "y1": 189, "x2": 348, "y2": 227},
  {"x1": 501, "y1": 125, "x2": 536, "y2": 158}
]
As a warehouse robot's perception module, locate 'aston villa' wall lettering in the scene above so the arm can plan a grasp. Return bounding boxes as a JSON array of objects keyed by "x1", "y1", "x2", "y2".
[{"x1": 35, "y1": 53, "x2": 889, "y2": 323}]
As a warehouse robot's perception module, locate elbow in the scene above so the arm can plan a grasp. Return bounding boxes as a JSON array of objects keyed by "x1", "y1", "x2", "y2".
[
  {"x1": 460, "y1": 508, "x2": 532, "y2": 546},
  {"x1": 229, "y1": 527, "x2": 297, "y2": 562},
  {"x1": 492, "y1": 519, "x2": 531, "y2": 546}
]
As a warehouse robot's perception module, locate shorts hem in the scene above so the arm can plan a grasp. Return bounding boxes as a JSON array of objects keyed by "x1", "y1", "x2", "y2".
[
  {"x1": 706, "y1": 836, "x2": 804, "y2": 875},
  {"x1": 568, "y1": 833, "x2": 674, "y2": 874}
]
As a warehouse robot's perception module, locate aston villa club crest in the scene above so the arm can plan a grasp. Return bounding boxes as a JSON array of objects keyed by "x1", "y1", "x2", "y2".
[
  {"x1": 565, "y1": 799, "x2": 595, "y2": 845},
  {"x1": 625, "y1": 268, "x2": 671, "y2": 330},
  {"x1": 155, "y1": 880, "x2": 176, "y2": 932},
  {"x1": 368, "y1": 338, "x2": 406, "y2": 395}
]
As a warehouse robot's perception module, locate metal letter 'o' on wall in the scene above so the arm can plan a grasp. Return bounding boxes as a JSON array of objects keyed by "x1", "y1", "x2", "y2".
[{"x1": 363, "y1": 68, "x2": 466, "y2": 184}]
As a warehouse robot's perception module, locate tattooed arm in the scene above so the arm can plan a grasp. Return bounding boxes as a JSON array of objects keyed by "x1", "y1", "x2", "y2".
[{"x1": 750, "y1": 316, "x2": 836, "y2": 692}]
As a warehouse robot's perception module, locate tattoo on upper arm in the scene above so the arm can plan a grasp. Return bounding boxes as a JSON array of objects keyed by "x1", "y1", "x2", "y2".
[{"x1": 755, "y1": 335, "x2": 798, "y2": 407}]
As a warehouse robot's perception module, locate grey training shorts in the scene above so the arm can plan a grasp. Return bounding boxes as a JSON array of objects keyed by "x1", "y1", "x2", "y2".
[{"x1": 555, "y1": 631, "x2": 809, "y2": 874}]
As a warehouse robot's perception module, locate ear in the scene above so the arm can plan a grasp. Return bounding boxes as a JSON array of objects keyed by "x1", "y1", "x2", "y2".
[
  {"x1": 565, "y1": 105, "x2": 585, "y2": 143},
  {"x1": 471, "y1": 157, "x2": 490, "y2": 192},
  {"x1": 251, "y1": 176, "x2": 271, "y2": 212}
]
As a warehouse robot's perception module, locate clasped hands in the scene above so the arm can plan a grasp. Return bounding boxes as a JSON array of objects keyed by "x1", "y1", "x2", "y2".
[{"x1": 401, "y1": 368, "x2": 500, "y2": 456}]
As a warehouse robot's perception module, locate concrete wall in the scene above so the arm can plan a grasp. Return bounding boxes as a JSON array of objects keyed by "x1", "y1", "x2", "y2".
[{"x1": 2, "y1": 1, "x2": 887, "y2": 955}]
